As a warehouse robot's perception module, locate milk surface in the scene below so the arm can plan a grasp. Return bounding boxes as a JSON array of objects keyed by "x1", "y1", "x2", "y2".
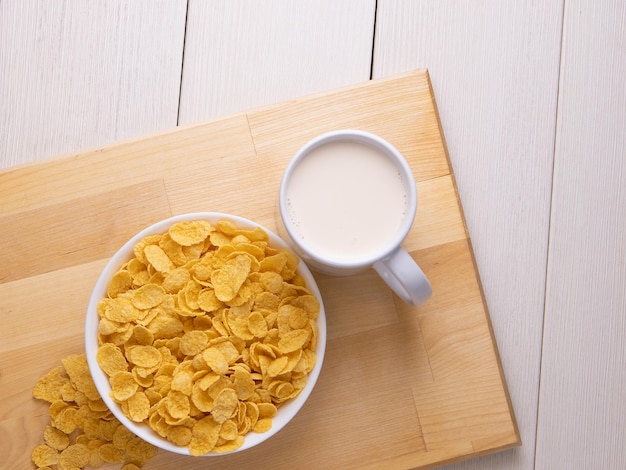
[{"x1": 286, "y1": 140, "x2": 408, "y2": 262}]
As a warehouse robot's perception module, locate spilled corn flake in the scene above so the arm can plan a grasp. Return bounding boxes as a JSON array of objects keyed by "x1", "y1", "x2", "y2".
[
  {"x1": 61, "y1": 355, "x2": 100, "y2": 401},
  {"x1": 32, "y1": 444, "x2": 59, "y2": 467},
  {"x1": 32, "y1": 354, "x2": 159, "y2": 469},
  {"x1": 93, "y1": 218, "x2": 320, "y2": 455},
  {"x1": 98, "y1": 443, "x2": 125, "y2": 463},
  {"x1": 33, "y1": 366, "x2": 68, "y2": 403},
  {"x1": 44, "y1": 425, "x2": 70, "y2": 451},
  {"x1": 58, "y1": 443, "x2": 91, "y2": 469}
]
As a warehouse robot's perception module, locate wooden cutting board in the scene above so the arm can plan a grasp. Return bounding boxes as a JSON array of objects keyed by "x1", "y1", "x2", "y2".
[{"x1": 0, "y1": 69, "x2": 520, "y2": 469}]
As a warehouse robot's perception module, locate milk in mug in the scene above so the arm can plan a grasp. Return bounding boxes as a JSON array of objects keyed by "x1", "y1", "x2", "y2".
[{"x1": 284, "y1": 140, "x2": 409, "y2": 263}]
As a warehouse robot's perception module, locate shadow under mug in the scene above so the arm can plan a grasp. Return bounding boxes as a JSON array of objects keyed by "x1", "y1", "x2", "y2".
[{"x1": 278, "y1": 129, "x2": 432, "y2": 307}]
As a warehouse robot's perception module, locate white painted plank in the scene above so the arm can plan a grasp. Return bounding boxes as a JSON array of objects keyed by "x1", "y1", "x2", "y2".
[
  {"x1": 536, "y1": 1, "x2": 626, "y2": 468},
  {"x1": 373, "y1": 1, "x2": 564, "y2": 468},
  {"x1": 0, "y1": 0, "x2": 187, "y2": 169},
  {"x1": 178, "y1": 0, "x2": 376, "y2": 125}
]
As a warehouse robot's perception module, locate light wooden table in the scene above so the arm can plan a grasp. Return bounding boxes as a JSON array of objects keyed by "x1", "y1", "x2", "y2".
[{"x1": 1, "y1": 2, "x2": 624, "y2": 469}]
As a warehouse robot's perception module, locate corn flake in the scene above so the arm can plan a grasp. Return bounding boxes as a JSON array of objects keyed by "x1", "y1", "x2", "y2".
[
  {"x1": 213, "y1": 435, "x2": 244, "y2": 453},
  {"x1": 127, "y1": 345, "x2": 161, "y2": 368},
  {"x1": 179, "y1": 330, "x2": 209, "y2": 356},
  {"x1": 98, "y1": 442, "x2": 125, "y2": 463},
  {"x1": 107, "y1": 270, "x2": 133, "y2": 298},
  {"x1": 32, "y1": 444, "x2": 59, "y2": 467},
  {"x1": 110, "y1": 371, "x2": 139, "y2": 402},
  {"x1": 253, "y1": 418, "x2": 273, "y2": 433},
  {"x1": 167, "y1": 425, "x2": 192, "y2": 447},
  {"x1": 211, "y1": 388, "x2": 238, "y2": 423},
  {"x1": 127, "y1": 391, "x2": 151, "y2": 422},
  {"x1": 43, "y1": 425, "x2": 70, "y2": 451},
  {"x1": 58, "y1": 443, "x2": 90, "y2": 469},
  {"x1": 212, "y1": 254, "x2": 252, "y2": 302},
  {"x1": 61, "y1": 355, "x2": 100, "y2": 401},
  {"x1": 169, "y1": 220, "x2": 213, "y2": 246},
  {"x1": 202, "y1": 347, "x2": 229, "y2": 376},
  {"x1": 33, "y1": 366, "x2": 68, "y2": 403},
  {"x1": 131, "y1": 283, "x2": 165, "y2": 310},
  {"x1": 144, "y1": 244, "x2": 175, "y2": 273},
  {"x1": 189, "y1": 416, "x2": 221, "y2": 456},
  {"x1": 96, "y1": 343, "x2": 128, "y2": 376},
  {"x1": 102, "y1": 297, "x2": 141, "y2": 324}
]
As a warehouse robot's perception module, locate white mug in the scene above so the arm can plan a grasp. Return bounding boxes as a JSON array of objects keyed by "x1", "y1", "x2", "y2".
[{"x1": 278, "y1": 129, "x2": 432, "y2": 306}]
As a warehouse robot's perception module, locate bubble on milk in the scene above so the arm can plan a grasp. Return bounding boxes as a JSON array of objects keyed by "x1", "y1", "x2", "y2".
[
  {"x1": 286, "y1": 198, "x2": 305, "y2": 240},
  {"x1": 395, "y1": 168, "x2": 409, "y2": 218}
]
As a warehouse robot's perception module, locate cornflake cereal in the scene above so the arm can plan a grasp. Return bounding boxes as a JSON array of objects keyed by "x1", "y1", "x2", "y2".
[
  {"x1": 32, "y1": 354, "x2": 158, "y2": 469},
  {"x1": 96, "y1": 219, "x2": 319, "y2": 455}
]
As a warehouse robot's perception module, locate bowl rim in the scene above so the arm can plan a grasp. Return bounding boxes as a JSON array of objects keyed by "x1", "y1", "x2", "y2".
[{"x1": 84, "y1": 212, "x2": 327, "y2": 456}]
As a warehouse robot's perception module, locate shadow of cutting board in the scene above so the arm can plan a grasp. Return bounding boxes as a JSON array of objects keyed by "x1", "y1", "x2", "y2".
[{"x1": 0, "y1": 69, "x2": 520, "y2": 469}]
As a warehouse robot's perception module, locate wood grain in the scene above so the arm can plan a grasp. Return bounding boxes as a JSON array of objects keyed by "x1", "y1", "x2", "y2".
[
  {"x1": 0, "y1": 71, "x2": 519, "y2": 469},
  {"x1": 536, "y1": 1, "x2": 626, "y2": 468},
  {"x1": 0, "y1": 115, "x2": 255, "y2": 216},
  {"x1": 373, "y1": 2, "x2": 564, "y2": 468},
  {"x1": 246, "y1": 73, "x2": 450, "y2": 183},
  {"x1": 0, "y1": 0, "x2": 187, "y2": 169},
  {"x1": 177, "y1": 0, "x2": 376, "y2": 124},
  {"x1": 0, "y1": 180, "x2": 171, "y2": 283}
]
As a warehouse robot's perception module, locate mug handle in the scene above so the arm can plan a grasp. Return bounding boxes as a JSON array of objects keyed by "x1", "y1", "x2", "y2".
[{"x1": 373, "y1": 247, "x2": 432, "y2": 306}]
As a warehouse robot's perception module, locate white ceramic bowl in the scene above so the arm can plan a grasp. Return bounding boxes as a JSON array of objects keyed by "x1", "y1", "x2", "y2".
[{"x1": 85, "y1": 212, "x2": 327, "y2": 456}]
